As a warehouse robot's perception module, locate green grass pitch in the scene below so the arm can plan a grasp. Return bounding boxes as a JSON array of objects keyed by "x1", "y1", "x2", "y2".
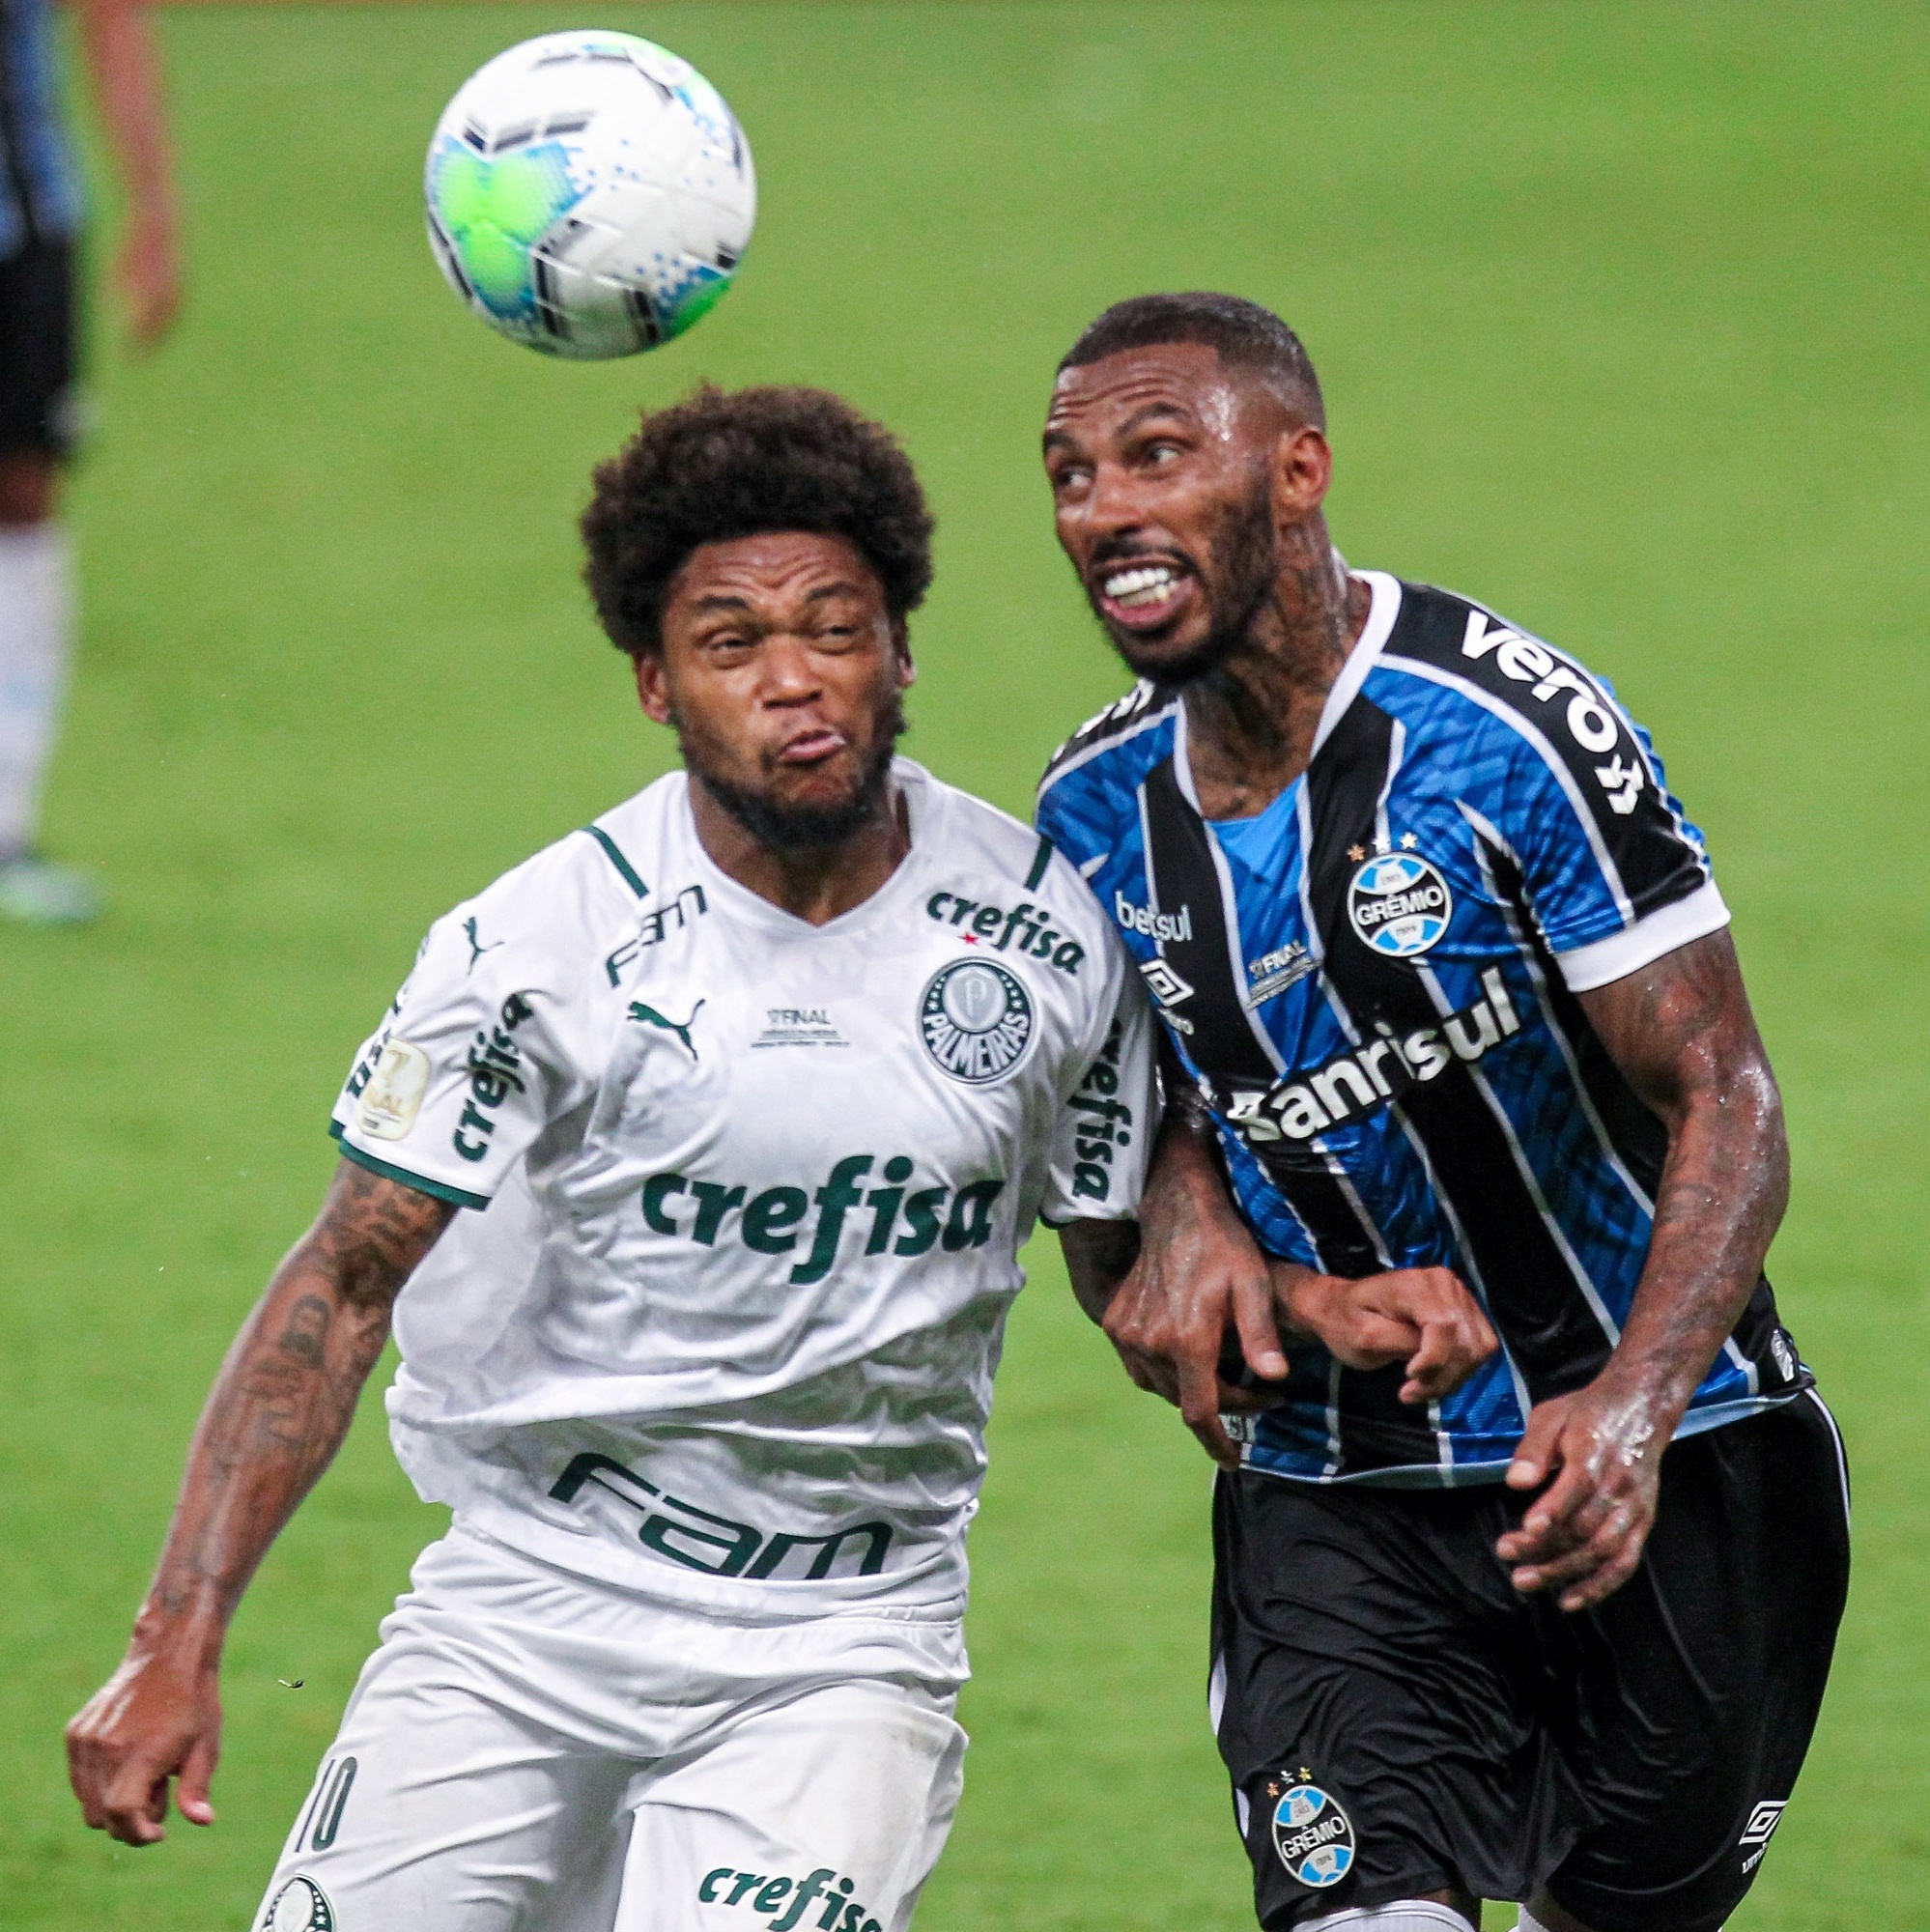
[{"x1": 4, "y1": 4, "x2": 1926, "y2": 1925}]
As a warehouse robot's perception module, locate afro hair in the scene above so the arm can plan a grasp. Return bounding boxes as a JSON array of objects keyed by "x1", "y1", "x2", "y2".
[{"x1": 582, "y1": 384, "x2": 935, "y2": 657}]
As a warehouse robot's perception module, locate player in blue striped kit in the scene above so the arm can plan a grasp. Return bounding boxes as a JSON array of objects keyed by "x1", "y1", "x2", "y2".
[
  {"x1": 1037, "y1": 294, "x2": 1847, "y2": 1932},
  {"x1": 0, "y1": 0, "x2": 178, "y2": 923}
]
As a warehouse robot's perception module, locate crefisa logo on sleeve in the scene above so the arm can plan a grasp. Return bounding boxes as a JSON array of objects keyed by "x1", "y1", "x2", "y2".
[
  {"x1": 1348, "y1": 851, "x2": 1452, "y2": 959},
  {"x1": 1269, "y1": 1776, "x2": 1355, "y2": 1890}
]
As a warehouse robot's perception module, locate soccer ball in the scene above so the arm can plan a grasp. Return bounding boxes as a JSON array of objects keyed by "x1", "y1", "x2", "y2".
[{"x1": 424, "y1": 30, "x2": 755, "y2": 360}]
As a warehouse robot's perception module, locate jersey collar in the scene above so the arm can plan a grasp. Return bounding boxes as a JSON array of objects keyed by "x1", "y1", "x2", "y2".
[
  {"x1": 674, "y1": 756, "x2": 947, "y2": 940},
  {"x1": 1166, "y1": 569, "x2": 1403, "y2": 813},
  {"x1": 1310, "y1": 569, "x2": 1403, "y2": 759}
]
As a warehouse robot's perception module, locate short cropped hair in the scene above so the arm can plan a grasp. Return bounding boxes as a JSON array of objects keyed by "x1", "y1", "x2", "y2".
[
  {"x1": 1059, "y1": 293, "x2": 1325, "y2": 427},
  {"x1": 582, "y1": 384, "x2": 935, "y2": 656}
]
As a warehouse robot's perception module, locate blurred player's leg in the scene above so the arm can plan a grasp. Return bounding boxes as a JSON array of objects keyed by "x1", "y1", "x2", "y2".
[
  {"x1": 256, "y1": 1660, "x2": 636, "y2": 1932},
  {"x1": 0, "y1": 235, "x2": 99, "y2": 925}
]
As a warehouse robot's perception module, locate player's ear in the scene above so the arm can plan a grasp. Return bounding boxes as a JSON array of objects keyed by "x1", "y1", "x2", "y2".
[
  {"x1": 890, "y1": 616, "x2": 916, "y2": 689},
  {"x1": 1271, "y1": 422, "x2": 1333, "y2": 523},
  {"x1": 633, "y1": 648, "x2": 673, "y2": 725}
]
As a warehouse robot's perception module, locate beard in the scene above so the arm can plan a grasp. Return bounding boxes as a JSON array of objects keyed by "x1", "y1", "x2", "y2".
[
  {"x1": 1093, "y1": 482, "x2": 1280, "y2": 687},
  {"x1": 677, "y1": 691, "x2": 907, "y2": 852}
]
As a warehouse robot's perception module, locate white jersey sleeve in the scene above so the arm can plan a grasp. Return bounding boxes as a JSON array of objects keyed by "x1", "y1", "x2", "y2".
[
  {"x1": 330, "y1": 877, "x2": 602, "y2": 1208},
  {"x1": 1039, "y1": 859, "x2": 1158, "y2": 1227}
]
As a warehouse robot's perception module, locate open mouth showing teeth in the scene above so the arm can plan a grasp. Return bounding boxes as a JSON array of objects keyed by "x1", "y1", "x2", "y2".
[{"x1": 1101, "y1": 563, "x2": 1186, "y2": 610}]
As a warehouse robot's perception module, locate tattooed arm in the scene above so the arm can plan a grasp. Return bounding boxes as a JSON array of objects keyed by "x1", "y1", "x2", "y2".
[
  {"x1": 1497, "y1": 928, "x2": 1788, "y2": 1609},
  {"x1": 65, "y1": 1161, "x2": 455, "y2": 1846}
]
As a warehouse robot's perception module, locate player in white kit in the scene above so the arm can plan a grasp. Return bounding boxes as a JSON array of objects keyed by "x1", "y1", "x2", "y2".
[
  {"x1": 67, "y1": 386, "x2": 1494, "y2": 1932},
  {"x1": 64, "y1": 385, "x2": 1156, "y2": 1932}
]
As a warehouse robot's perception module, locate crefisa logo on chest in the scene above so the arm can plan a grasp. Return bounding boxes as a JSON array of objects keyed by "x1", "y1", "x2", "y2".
[
  {"x1": 1348, "y1": 850, "x2": 1453, "y2": 958},
  {"x1": 919, "y1": 959, "x2": 1035, "y2": 1084}
]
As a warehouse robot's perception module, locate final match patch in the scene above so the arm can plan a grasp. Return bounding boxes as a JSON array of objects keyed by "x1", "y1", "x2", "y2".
[{"x1": 357, "y1": 1038, "x2": 430, "y2": 1140}]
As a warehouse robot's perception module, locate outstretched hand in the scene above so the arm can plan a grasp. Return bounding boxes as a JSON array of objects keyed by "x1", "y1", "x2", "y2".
[
  {"x1": 67, "y1": 1640, "x2": 220, "y2": 1846},
  {"x1": 1497, "y1": 1379, "x2": 1672, "y2": 1611}
]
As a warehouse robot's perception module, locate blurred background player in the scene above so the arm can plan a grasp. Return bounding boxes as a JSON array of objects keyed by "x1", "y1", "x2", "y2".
[{"x1": 0, "y1": 0, "x2": 179, "y2": 923}]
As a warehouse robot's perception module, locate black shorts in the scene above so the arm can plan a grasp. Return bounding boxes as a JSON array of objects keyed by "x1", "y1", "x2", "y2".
[
  {"x1": 1212, "y1": 1395, "x2": 1849, "y2": 1932},
  {"x1": 0, "y1": 236, "x2": 78, "y2": 459}
]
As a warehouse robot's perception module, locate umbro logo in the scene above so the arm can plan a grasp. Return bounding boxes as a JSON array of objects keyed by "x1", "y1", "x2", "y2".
[
  {"x1": 1139, "y1": 957, "x2": 1195, "y2": 1033},
  {"x1": 1739, "y1": 1798, "x2": 1787, "y2": 1873}
]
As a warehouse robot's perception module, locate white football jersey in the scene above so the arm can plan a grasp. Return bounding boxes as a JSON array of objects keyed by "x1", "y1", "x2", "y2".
[{"x1": 330, "y1": 760, "x2": 1155, "y2": 1615}]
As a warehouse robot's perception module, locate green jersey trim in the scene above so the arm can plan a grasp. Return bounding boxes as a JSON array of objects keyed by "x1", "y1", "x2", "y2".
[
  {"x1": 329, "y1": 1121, "x2": 492, "y2": 1210},
  {"x1": 582, "y1": 824, "x2": 648, "y2": 898},
  {"x1": 1024, "y1": 833, "x2": 1055, "y2": 892}
]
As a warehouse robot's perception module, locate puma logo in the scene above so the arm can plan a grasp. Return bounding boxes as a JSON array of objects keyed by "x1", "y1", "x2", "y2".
[
  {"x1": 463, "y1": 917, "x2": 504, "y2": 975},
  {"x1": 628, "y1": 999, "x2": 706, "y2": 1061}
]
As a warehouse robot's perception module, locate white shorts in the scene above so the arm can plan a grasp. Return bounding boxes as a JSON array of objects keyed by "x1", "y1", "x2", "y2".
[{"x1": 252, "y1": 1527, "x2": 969, "y2": 1932}]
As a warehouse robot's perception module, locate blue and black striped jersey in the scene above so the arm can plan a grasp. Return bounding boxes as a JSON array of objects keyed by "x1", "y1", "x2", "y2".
[
  {"x1": 1037, "y1": 571, "x2": 1807, "y2": 1486},
  {"x1": 1, "y1": 0, "x2": 81, "y2": 259}
]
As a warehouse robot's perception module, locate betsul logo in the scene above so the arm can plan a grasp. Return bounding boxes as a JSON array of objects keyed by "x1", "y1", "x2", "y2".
[
  {"x1": 1270, "y1": 1781, "x2": 1355, "y2": 1889},
  {"x1": 1348, "y1": 851, "x2": 1452, "y2": 959},
  {"x1": 919, "y1": 959, "x2": 1035, "y2": 1084}
]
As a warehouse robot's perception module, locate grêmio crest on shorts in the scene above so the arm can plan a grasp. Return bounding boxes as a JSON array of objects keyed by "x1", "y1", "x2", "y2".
[{"x1": 1037, "y1": 571, "x2": 1811, "y2": 1488}]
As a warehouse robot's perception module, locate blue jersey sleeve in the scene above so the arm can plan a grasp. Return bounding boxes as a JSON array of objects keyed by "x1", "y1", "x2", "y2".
[{"x1": 1445, "y1": 634, "x2": 1723, "y2": 983}]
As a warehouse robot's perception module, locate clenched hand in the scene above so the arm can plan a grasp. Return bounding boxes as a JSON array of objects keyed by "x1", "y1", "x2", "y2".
[
  {"x1": 1280, "y1": 1265, "x2": 1498, "y2": 1407},
  {"x1": 1497, "y1": 1378, "x2": 1672, "y2": 1611},
  {"x1": 67, "y1": 1639, "x2": 220, "y2": 1845}
]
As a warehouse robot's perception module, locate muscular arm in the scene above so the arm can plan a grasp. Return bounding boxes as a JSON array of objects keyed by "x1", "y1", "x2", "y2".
[
  {"x1": 65, "y1": 1162, "x2": 454, "y2": 1845},
  {"x1": 1064, "y1": 1054, "x2": 1495, "y2": 1465},
  {"x1": 1498, "y1": 928, "x2": 1787, "y2": 1608},
  {"x1": 1070, "y1": 1056, "x2": 1287, "y2": 1464},
  {"x1": 74, "y1": 0, "x2": 183, "y2": 346}
]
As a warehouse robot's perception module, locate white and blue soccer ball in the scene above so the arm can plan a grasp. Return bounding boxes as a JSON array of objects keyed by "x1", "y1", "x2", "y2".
[{"x1": 424, "y1": 30, "x2": 755, "y2": 360}]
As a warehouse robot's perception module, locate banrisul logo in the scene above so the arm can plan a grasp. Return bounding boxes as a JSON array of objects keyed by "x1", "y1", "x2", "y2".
[
  {"x1": 1269, "y1": 1779, "x2": 1354, "y2": 1889},
  {"x1": 1226, "y1": 967, "x2": 1522, "y2": 1146},
  {"x1": 1348, "y1": 850, "x2": 1452, "y2": 958},
  {"x1": 919, "y1": 960, "x2": 1035, "y2": 1084}
]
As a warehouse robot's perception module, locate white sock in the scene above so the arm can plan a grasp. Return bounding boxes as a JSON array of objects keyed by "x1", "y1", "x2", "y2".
[
  {"x1": 1303, "y1": 1904, "x2": 1475, "y2": 1932},
  {"x1": 0, "y1": 522, "x2": 73, "y2": 857}
]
